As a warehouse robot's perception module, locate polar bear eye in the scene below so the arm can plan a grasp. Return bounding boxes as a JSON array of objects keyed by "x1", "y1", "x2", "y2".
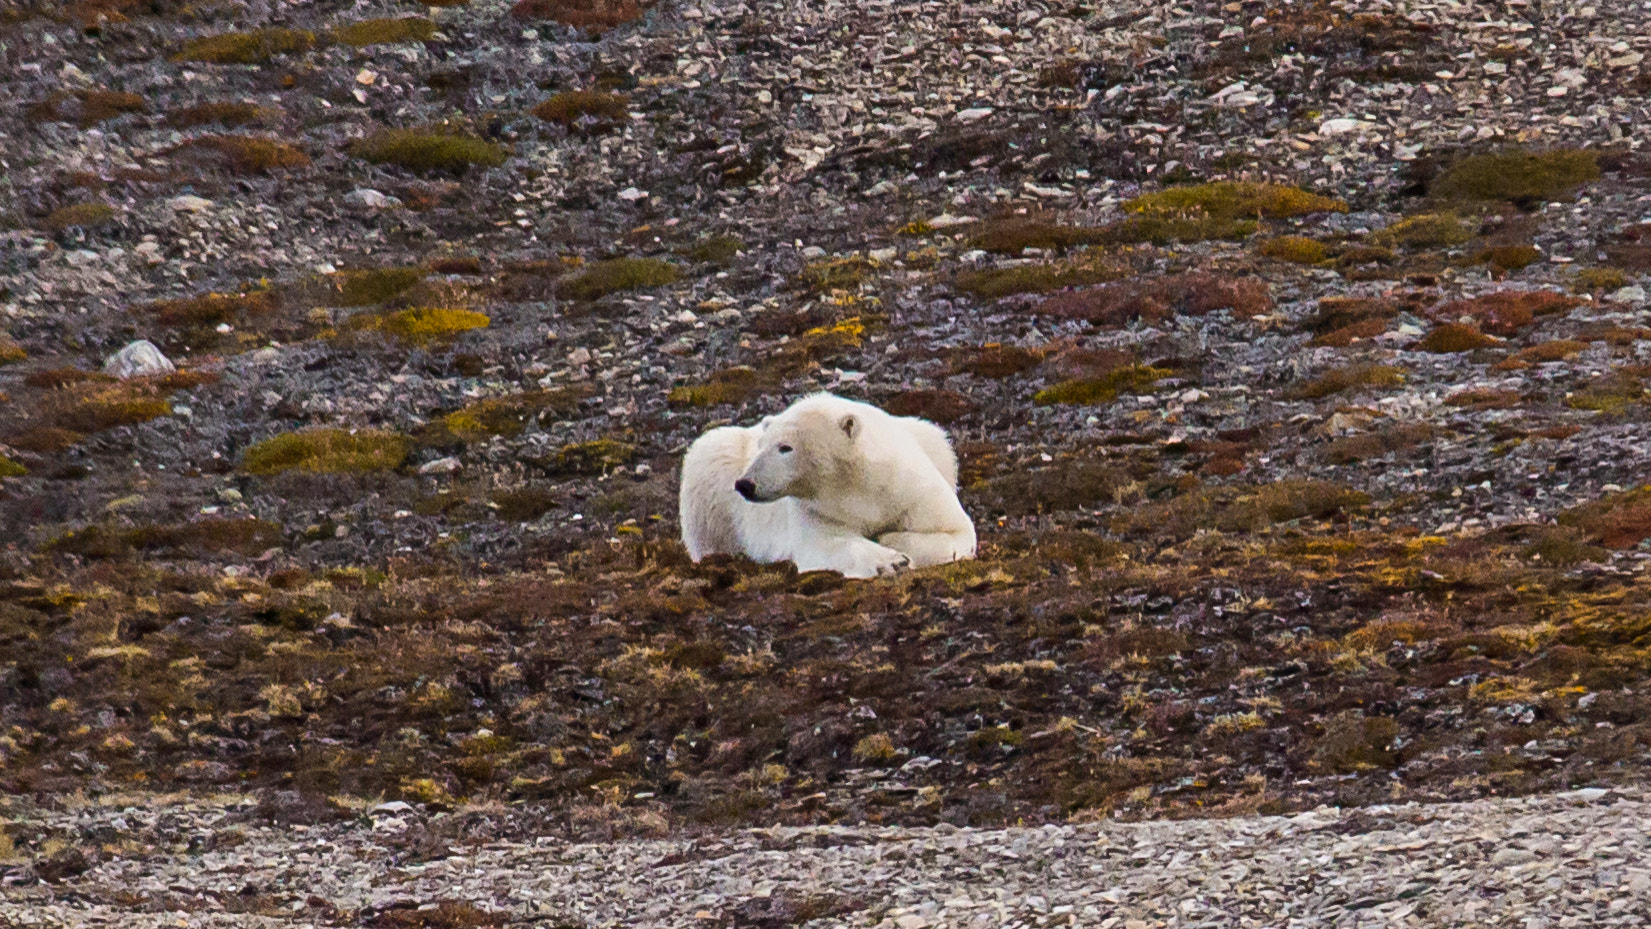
[{"x1": 777, "y1": 444, "x2": 793, "y2": 454}]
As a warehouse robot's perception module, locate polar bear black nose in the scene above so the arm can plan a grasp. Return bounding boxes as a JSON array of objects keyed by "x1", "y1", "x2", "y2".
[{"x1": 734, "y1": 478, "x2": 757, "y2": 501}]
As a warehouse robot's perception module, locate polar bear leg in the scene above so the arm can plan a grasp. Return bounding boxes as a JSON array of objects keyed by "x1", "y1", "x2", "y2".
[
  {"x1": 789, "y1": 523, "x2": 910, "y2": 578},
  {"x1": 876, "y1": 529, "x2": 976, "y2": 568}
]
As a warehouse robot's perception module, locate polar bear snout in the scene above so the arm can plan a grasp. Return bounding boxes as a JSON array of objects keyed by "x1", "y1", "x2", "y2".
[{"x1": 734, "y1": 478, "x2": 758, "y2": 501}]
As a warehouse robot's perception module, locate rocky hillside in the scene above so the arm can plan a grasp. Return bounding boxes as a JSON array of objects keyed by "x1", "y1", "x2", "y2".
[{"x1": 3, "y1": 0, "x2": 1651, "y2": 858}]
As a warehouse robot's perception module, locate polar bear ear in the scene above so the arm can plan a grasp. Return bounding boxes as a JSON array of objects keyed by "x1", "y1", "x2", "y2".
[{"x1": 838, "y1": 413, "x2": 858, "y2": 440}]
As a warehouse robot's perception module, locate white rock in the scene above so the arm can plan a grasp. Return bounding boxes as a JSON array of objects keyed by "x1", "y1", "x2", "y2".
[
  {"x1": 104, "y1": 340, "x2": 175, "y2": 379},
  {"x1": 1320, "y1": 118, "x2": 1374, "y2": 136},
  {"x1": 955, "y1": 107, "x2": 994, "y2": 123},
  {"x1": 617, "y1": 187, "x2": 648, "y2": 201},
  {"x1": 419, "y1": 457, "x2": 461, "y2": 475},
  {"x1": 1608, "y1": 284, "x2": 1647, "y2": 304},
  {"x1": 869, "y1": 247, "x2": 898, "y2": 261},
  {"x1": 927, "y1": 213, "x2": 976, "y2": 229},
  {"x1": 167, "y1": 195, "x2": 214, "y2": 212},
  {"x1": 372, "y1": 800, "x2": 414, "y2": 814},
  {"x1": 344, "y1": 188, "x2": 402, "y2": 210},
  {"x1": 800, "y1": 246, "x2": 827, "y2": 259}
]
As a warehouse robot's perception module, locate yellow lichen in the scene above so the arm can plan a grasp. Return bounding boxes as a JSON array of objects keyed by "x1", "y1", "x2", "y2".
[
  {"x1": 1256, "y1": 235, "x2": 1330, "y2": 264},
  {"x1": 1123, "y1": 181, "x2": 1348, "y2": 221},
  {"x1": 1369, "y1": 212, "x2": 1475, "y2": 248},
  {"x1": 373, "y1": 307, "x2": 490, "y2": 346}
]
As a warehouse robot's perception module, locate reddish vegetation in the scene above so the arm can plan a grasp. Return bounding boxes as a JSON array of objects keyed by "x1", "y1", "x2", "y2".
[
  {"x1": 1431, "y1": 290, "x2": 1581, "y2": 336},
  {"x1": 882, "y1": 389, "x2": 974, "y2": 424},
  {"x1": 509, "y1": 0, "x2": 643, "y2": 30},
  {"x1": 1034, "y1": 274, "x2": 1272, "y2": 325}
]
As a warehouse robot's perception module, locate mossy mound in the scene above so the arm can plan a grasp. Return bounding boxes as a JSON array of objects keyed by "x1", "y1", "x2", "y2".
[
  {"x1": 1370, "y1": 212, "x2": 1475, "y2": 248},
  {"x1": 533, "y1": 90, "x2": 629, "y2": 128},
  {"x1": 1573, "y1": 267, "x2": 1628, "y2": 293},
  {"x1": 55, "y1": 396, "x2": 171, "y2": 434},
  {"x1": 1431, "y1": 148, "x2": 1600, "y2": 203},
  {"x1": 1416, "y1": 323, "x2": 1498, "y2": 353},
  {"x1": 681, "y1": 235, "x2": 744, "y2": 265},
  {"x1": 332, "y1": 16, "x2": 436, "y2": 47},
  {"x1": 669, "y1": 367, "x2": 760, "y2": 408},
  {"x1": 1123, "y1": 181, "x2": 1347, "y2": 221},
  {"x1": 1567, "y1": 374, "x2": 1644, "y2": 413},
  {"x1": 243, "y1": 427, "x2": 411, "y2": 475},
  {"x1": 560, "y1": 257, "x2": 679, "y2": 300},
  {"x1": 967, "y1": 216, "x2": 1109, "y2": 255},
  {"x1": 540, "y1": 438, "x2": 637, "y2": 476},
  {"x1": 322, "y1": 267, "x2": 426, "y2": 307},
  {"x1": 348, "y1": 129, "x2": 508, "y2": 173},
  {"x1": 510, "y1": 0, "x2": 642, "y2": 31},
  {"x1": 140, "y1": 290, "x2": 278, "y2": 328},
  {"x1": 954, "y1": 258, "x2": 1127, "y2": 300},
  {"x1": 1434, "y1": 290, "x2": 1577, "y2": 336},
  {"x1": 176, "y1": 27, "x2": 317, "y2": 65},
  {"x1": 28, "y1": 89, "x2": 147, "y2": 127},
  {"x1": 1472, "y1": 244, "x2": 1542, "y2": 272},
  {"x1": 0, "y1": 339, "x2": 25, "y2": 364},
  {"x1": 44, "y1": 203, "x2": 116, "y2": 232},
  {"x1": 177, "y1": 135, "x2": 310, "y2": 174},
  {"x1": 1290, "y1": 364, "x2": 1405, "y2": 400},
  {"x1": 1256, "y1": 235, "x2": 1330, "y2": 264},
  {"x1": 437, "y1": 388, "x2": 589, "y2": 442},
  {"x1": 1558, "y1": 485, "x2": 1651, "y2": 548},
  {"x1": 165, "y1": 101, "x2": 274, "y2": 129},
  {"x1": 0, "y1": 455, "x2": 26, "y2": 478},
  {"x1": 371, "y1": 307, "x2": 490, "y2": 346},
  {"x1": 1093, "y1": 214, "x2": 1259, "y2": 246},
  {"x1": 1034, "y1": 365, "x2": 1173, "y2": 406},
  {"x1": 1035, "y1": 273, "x2": 1272, "y2": 325}
]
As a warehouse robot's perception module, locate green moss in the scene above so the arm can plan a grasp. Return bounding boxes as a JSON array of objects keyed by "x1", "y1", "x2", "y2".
[
  {"x1": 1123, "y1": 181, "x2": 1347, "y2": 221},
  {"x1": 669, "y1": 367, "x2": 759, "y2": 407},
  {"x1": 332, "y1": 16, "x2": 436, "y2": 47},
  {"x1": 57, "y1": 397, "x2": 170, "y2": 433},
  {"x1": 954, "y1": 258, "x2": 1126, "y2": 300},
  {"x1": 1034, "y1": 365, "x2": 1173, "y2": 406},
  {"x1": 242, "y1": 427, "x2": 411, "y2": 475},
  {"x1": 967, "y1": 218, "x2": 1109, "y2": 255},
  {"x1": 1472, "y1": 245, "x2": 1542, "y2": 271},
  {"x1": 799, "y1": 256, "x2": 880, "y2": 292},
  {"x1": 0, "y1": 340, "x2": 25, "y2": 364},
  {"x1": 560, "y1": 257, "x2": 679, "y2": 300},
  {"x1": 1417, "y1": 323, "x2": 1498, "y2": 353},
  {"x1": 438, "y1": 388, "x2": 587, "y2": 441},
  {"x1": 1093, "y1": 214, "x2": 1257, "y2": 246},
  {"x1": 1370, "y1": 212, "x2": 1475, "y2": 248},
  {"x1": 1256, "y1": 235, "x2": 1330, "y2": 264},
  {"x1": 175, "y1": 27, "x2": 317, "y2": 65},
  {"x1": 180, "y1": 135, "x2": 311, "y2": 174},
  {"x1": 44, "y1": 203, "x2": 116, "y2": 232},
  {"x1": 492, "y1": 487, "x2": 558, "y2": 522},
  {"x1": 375, "y1": 307, "x2": 490, "y2": 346},
  {"x1": 324, "y1": 267, "x2": 426, "y2": 306},
  {"x1": 165, "y1": 101, "x2": 273, "y2": 129},
  {"x1": 1567, "y1": 374, "x2": 1644, "y2": 413},
  {"x1": 540, "y1": 438, "x2": 637, "y2": 476},
  {"x1": 533, "y1": 90, "x2": 629, "y2": 127},
  {"x1": 348, "y1": 129, "x2": 508, "y2": 172},
  {"x1": 1290, "y1": 364, "x2": 1405, "y2": 400},
  {"x1": 681, "y1": 235, "x2": 744, "y2": 265},
  {"x1": 0, "y1": 455, "x2": 25, "y2": 478},
  {"x1": 1573, "y1": 267, "x2": 1628, "y2": 293},
  {"x1": 1432, "y1": 148, "x2": 1601, "y2": 202}
]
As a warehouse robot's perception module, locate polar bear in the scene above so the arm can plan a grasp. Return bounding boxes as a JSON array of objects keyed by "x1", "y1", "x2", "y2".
[{"x1": 679, "y1": 393, "x2": 977, "y2": 578}]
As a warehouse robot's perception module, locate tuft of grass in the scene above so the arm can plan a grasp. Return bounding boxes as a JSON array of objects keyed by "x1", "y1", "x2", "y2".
[
  {"x1": 0, "y1": 455, "x2": 25, "y2": 478},
  {"x1": 533, "y1": 90, "x2": 629, "y2": 128},
  {"x1": 1471, "y1": 244, "x2": 1541, "y2": 271},
  {"x1": 681, "y1": 235, "x2": 744, "y2": 265},
  {"x1": 1034, "y1": 365, "x2": 1172, "y2": 406},
  {"x1": 510, "y1": 0, "x2": 641, "y2": 31},
  {"x1": 540, "y1": 438, "x2": 637, "y2": 476},
  {"x1": 1434, "y1": 290, "x2": 1577, "y2": 336},
  {"x1": 669, "y1": 367, "x2": 759, "y2": 408},
  {"x1": 44, "y1": 203, "x2": 116, "y2": 232},
  {"x1": 1370, "y1": 212, "x2": 1475, "y2": 248},
  {"x1": 1290, "y1": 364, "x2": 1405, "y2": 400},
  {"x1": 243, "y1": 427, "x2": 411, "y2": 475},
  {"x1": 165, "y1": 101, "x2": 273, "y2": 129},
  {"x1": 1416, "y1": 323, "x2": 1498, "y2": 353},
  {"x1": 348, "y1": 129, "x2": 508, "y2": 173},
  {"x1": 323, "y1": 267, "x2": 426, "y2": 307},
  {"x1": 177, "y1": 135, "x2": 310, "y2": 174},
  {"x1": 175, "y1": 27, "x2": 317, "y2": 65},
  {"x1": 1431, "y1": 148, "x2": 1601, "y2": 203},
  {"x1": 331, "y1": 16, "x2": 436, "y2": 47},
  {"x1": 560, "y1": 257, "x2": 678, "y2": 300},
  {"x1": 954, "y1": 257, "x2": 1127, "y2": 300},
  {"x1": 1123, "y1": 181, "x2": 1348, "y2": 221},
  {"x1": 1256, "y1": 235, "x2": 1330, "y2": 264},
  {"x1": 369, "y1": 307, "x2": 490, "y2": 346}
]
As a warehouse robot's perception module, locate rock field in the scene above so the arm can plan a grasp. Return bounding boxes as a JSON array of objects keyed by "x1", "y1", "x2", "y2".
[{"x1": 3, "y1": 0, "x2": 1651, "y2": 922}]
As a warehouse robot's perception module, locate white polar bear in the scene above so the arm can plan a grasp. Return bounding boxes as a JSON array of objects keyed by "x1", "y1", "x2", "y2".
[{"x1": 679, "y1": 392, "x2": 977, "y2": 578}]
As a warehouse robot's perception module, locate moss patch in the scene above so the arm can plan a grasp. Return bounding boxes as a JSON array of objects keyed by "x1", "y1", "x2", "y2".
[
  {"x1": 322, "y1": 267, "x2": 426, "y2": 307},
  {"x1": 332, "y1": 16, "x2": 436, "y2": 47},
  {"x1": 365, "y1": 307, "x2": 491, "y2": 346},
  {"x1": 1034, "y1": 273, "x2": 1272, "y2": 325},
  {"x1": 1092, "y1": 214, "x2": 1258, "y2": 247},
  {"x1": 1034, "y1": 365, "x2": 1172, "y2": 406},
  {"x1": 139, "y1": 289, "x2": 278, "y2": 327},
  {"x1": 1471, "y1": 245, "x2": 1542, "y2": 272},
  {"x1": 1434, "y1": 290, "x2": 1577, "y2": 336},
  {"x1": 175, "y1": 27, "x2": 317, "y2": 65},
  {"x1": 1416, "y1": 323, "x2": 1498, "y2": 353},
  {"x1": 1256, "y1": 235, "x2": 1330, "y2": 264},
  {"x1": 669, "y1": 367, "x2": 760, "y2": 408},
  {"x1": 680, "y1": 235, "x2": 744, "y2": 266},
  {"x1": 1431, "y1": 148, "x2": 1601, "y2": 203},
  {"x1": 1370, "y1": 212, "x2": 1475, "y2": 249},
  {"x1": 348, "y1": 129, "x2": 508, "y2": 173},
  {"x1": 539, "y1": 438, "x2": 637, "y2": 476},
  {"x1": 799, "y1": 256, "x2": 880, "y2": 293},
  {"x1": 165, "y1": 101, "x2": 274, "y2": 129},
  {"x1": 243, "y1": 427, "x2": 411, "y2": 475},
  {"x1": 44, "y1": 203, "x2": 116, "y2": 232},
  {"x1": 954, "y1": 257, "x2": 1127, "y2": 300},
  {"x1": 28, "y1": 89, "x2": 147, "y2": 127},
  {"x1": 560, "y1": 258, "x2": 678, "y2": 300},
  {"x1": 1567, "y1": 374, "x2": 1644, "y2": 413},
  {"x1": 1290, "y1": 364, "x2": 1405, "y2": 400},
  {"x1": 533, "y1": 91, "x2": 629, "y2": 129},
  {"x1": 510, "y1": 0, "x2": 642, "y2": 31},
  {"x1": 1558, "y1": 486, "x2": 1651, "y2": 548},
  {"x1": 432, "y1": 388, "x2": 588, "y2": 442},
  {"x1": 967, "y1": 215, "x2": 1108, "y2": 255},
  {"x1": 177, "y1": 135, "x2": 310, "y2": 174},
  {"x1": 1123, "y1": 181, "x2": 1348, "y2": 221},
  {"x1": 0, "y1": 455, "x2": 26, "y2": 478}
]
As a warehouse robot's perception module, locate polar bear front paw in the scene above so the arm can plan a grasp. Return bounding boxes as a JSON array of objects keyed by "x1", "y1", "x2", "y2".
[
  {"x1": 838, "y1": 538, "x2": 910, "y2": 579},
  {"x1": 873, "y1": 550, "x2": 911, "y2": 577}
]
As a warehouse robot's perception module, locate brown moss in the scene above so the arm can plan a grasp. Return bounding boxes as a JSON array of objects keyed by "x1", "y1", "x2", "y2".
[
  {"x1": 882, "y1": 389, "x2": 973, "y2": 424},
  {"x1": 176, "y1": 136, "x2": 310, "y2": 174},
  {"x1": 1472, "y1": 245, "x2": 1541, "y2": 272},
  {"x1": 332, "y1": 16, "x2": 436, "y2": 47},
  {"x1": 127, "y1": 518, "x2": 284, "y2": 556},
  {"x1": 1091, "y1": 214, "x2": 1258, "y2": 247},
  {"x1": 434, "y1": 388, "x2": 589, "y2": 442},
  {"x1": 1310, "y1": 317, "x2": 1389, "y2": 347},
  {"x1": 1256, "y1": 235, "x2": 1330, "y2": 264},
  {"x1": 953, "y1": 258, "x2": 1127, "y2": 300},
  {"x1": 0, "y1": 339, "x2": 25, "y2": 365},
  {"x1": 680, "y1": 236, "x2": 744, "y2": 266},
  {"x1": 1567, "y1": 374, "x2": 1644, "y2": 413},
  {"x1": 44, "y1": 203, "x2": 116, "y2": 232},
  {"x1": 54, "y1": 393, "x2": 170, "y2": 434},
  {"x1": 492, "y1": 488, "x2": 559, "y2": 522},
  {"x1": 509, "y1": 0, "x2": 642, "y2": 31},
  {"x1": 1554, "y1": 485, "x2": 1651, "y2": 554},
  {"x1": 1432, "y1": 290, "x2": 1578, "y2": 336},
  {"x1": 139, "y1": 289, "x2": 278, "y2": 327},
  {"x1": 1311, "y1": 711, "x2": 1398, "y2": 773},
  {"x1": 1431, "y1": 148, "x2": 1601, "y2": 203},
  {"x1": 242, "y1": 427, "x2": 411, "y2": 475},
  {"x1": 799, "y1": 256, "x2": 880, "y2": 293},
  {"x1": 1115, "y1": 480, "x2": 1370, "y2": 539},
  {"x1": 321, "y1": 267, "x2": 426, "y2": 307},
  {"x1": 1289, "y1": 364, "x2": 1405, "y2": 400},
  {"x1": 1573, "y1": 267, "x2": 1628, "y2": 293},
  {"x1": 365, "y1": 307, "x2": 490, "y2": 346},
  {"x1": 28, "y1": 89, "x2": 148, "y2": 127},
  {"x1": 1122, "y1": 181, "x2": 1347, "y2": 221},
  {"x1": 539, "y1": 438, "x2": 637, "y2": 476},
  {"x1": 533, "y1": 91, "x2": 629, "y2": 129},
  {"x1": 1444, "y1": 388, "x2": 1521, "y2": 409},
  {"x1": 949, "y1": 344, "x2": 1045, "y2": 379},
  {"x1": 348, "y1": 129, "x2": 508, "y2": 173},
  {"x1": 175, "y1": 28, "x2": 317, "y2": 65},
  {"x1": 24, "y1": 368, "x2": 114, "y2": 389},
  {"x1": 1034, "y1": 273, "x2": 1272, "y2": 325},
  {"x1": 560, "y1": 257, "x2": 678, "y2": 300},
  {"x1": 966, "y1": 215, "x2": 1109, "y2": 255},
  {"x1": 1518, "y1": 340, "x2": 1587, "y2": 364},
  {"x1": 969, "y1": 459, "x2": 1135, "y2": 517},
  {"x1": 427, "y1": 256, "x2": 484, "y2": 275},
  {"x1": 668, "y1": 367, "x2": 760, "y2": 408},
  {"x1": 1416, "y1": 323, "x2": 1498, "y2": 353},
  {"x1": 1369, "y1": 212, "x2": 1475, "y2": 248},
  {"x1": 1323, "y1": 424, "x2": 1434, "y2": 465},
  {"x1": 165, "y1": 101, "x2": 273, "y2": 129},
  {"x1": 1034, "y1": 365, "x2": 1172, "y2": 406},
  {"x1": 7, "y1": 426, "x2": 83, "y2": 453}
]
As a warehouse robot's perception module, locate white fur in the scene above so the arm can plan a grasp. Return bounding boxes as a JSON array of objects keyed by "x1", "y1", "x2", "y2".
[{"x1": 679, "y1": 393, "x2": 977, "y2": 578}]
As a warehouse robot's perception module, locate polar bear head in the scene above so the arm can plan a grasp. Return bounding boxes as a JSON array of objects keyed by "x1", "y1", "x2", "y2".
[{"x1": 735, "y1": 401, "x2": 862, "y2": 503}]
